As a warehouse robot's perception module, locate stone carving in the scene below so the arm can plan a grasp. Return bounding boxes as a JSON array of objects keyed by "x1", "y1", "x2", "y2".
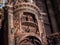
[{"x1": 13, "y1": 13, "x2": 20, "y2": 33}]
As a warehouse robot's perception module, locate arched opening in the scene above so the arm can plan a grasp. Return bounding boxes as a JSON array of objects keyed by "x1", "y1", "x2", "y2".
[
  {"x1": 21, "y1": 12, "x2": 40, "y2": 35},
  {"x1": 21, "y1": 12, "x2": 37, "y2": 23},
  {"x1": 19, "y1": 36, "x2": 42, "y2": 45}
]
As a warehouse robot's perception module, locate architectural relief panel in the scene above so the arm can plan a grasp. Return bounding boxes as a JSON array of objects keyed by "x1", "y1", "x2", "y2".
[{"x1": 13, "y1": 13, "x2": 20, "y2": 33}]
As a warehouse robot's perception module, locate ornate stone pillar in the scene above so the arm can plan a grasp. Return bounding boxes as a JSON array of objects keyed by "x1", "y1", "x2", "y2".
[{"x1": 7, "y1": 5, "x2": 15, "y2": 45}]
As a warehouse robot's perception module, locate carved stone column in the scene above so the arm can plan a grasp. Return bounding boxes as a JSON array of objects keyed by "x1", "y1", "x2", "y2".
[{"x1": 7, "y1": 5, "x2": 15, "y2": 45}]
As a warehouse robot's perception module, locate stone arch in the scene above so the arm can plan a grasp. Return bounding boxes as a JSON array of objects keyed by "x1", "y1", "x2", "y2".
[
  {"x1": 19, "y1": 35, "x2": 42, "y2": 45},
  {"x1": 17, "y1": 34, "x2": 42, "y2": 45}
]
